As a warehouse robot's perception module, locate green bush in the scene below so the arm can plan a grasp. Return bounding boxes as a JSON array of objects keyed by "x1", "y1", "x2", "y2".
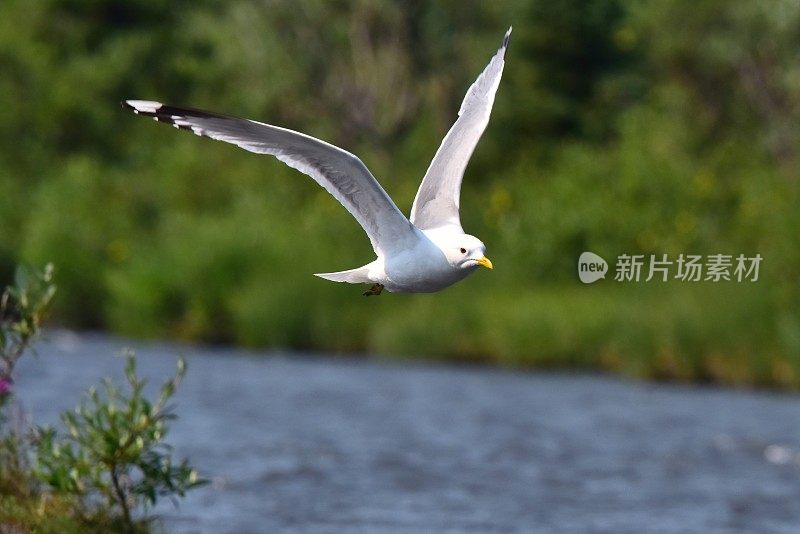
[
  {"x1": 34, "y1": 354, "x2": 203, "y2": 530},
  {"x1": 0, "y1": 265, "x2": 203, "y2": 531}
]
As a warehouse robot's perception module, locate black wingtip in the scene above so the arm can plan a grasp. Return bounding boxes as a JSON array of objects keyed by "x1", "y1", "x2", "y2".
[{"x1": 503, "y1": 26, "x2": 512, "y2": 50}]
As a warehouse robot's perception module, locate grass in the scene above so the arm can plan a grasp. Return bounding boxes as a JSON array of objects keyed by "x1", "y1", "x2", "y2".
[
  {"x1": 362, "y1": 282, "x2": 789, "y2": 387},
  {"x1": 0, "y1": 494, "x2": 147, "y2": 534},
  {"x1": 188, "y1": 275, "x2": 796, "y2": 389}
]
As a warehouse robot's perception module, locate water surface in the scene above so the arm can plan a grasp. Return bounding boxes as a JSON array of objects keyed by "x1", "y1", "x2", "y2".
[{"x1": 14, "y1": 331, "x2": 800, "y2": 533}]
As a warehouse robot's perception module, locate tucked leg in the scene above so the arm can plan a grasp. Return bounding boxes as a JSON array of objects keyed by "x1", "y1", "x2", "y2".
[{"x1": 362, "y1": 283, "x2": 384, "y2": 296}]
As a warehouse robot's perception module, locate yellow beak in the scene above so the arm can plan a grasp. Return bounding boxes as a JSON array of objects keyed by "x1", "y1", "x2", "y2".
[{"x1": 475, "y1": 256, "x2": 494, "y2": 270}]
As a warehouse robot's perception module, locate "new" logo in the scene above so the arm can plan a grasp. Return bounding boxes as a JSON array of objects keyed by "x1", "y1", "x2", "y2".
[{"x1": 578, "y1": 252, "x2": 608, "y2": 284}]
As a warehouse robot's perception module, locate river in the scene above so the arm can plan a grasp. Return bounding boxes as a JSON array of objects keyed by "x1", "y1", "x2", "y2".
[{"x1": 12, "y1": 331, "x2": 800, "y2": 533}]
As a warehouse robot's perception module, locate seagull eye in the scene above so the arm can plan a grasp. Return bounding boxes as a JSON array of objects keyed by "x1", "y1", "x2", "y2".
[{"x1": 460, "y1": 248, "x2": 467, "y2": 254}]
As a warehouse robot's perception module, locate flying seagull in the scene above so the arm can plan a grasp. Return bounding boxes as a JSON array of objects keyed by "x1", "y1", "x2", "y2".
[{"x1": 124, "y1": 27, "x2": 511, "y2": 296}]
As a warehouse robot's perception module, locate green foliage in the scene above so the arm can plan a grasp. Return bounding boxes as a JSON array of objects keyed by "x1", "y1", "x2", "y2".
[
  {"x1": 0, "y1": 263, "x2": 56, "y2": 394},
  {"x1": 0, "y1": 264, "x2": 58, "y2": 528},
  {"x1": 0, "y1": 0, "x2": 798, "y2": 386},
  {"x1": 0, "y1": 491, "x2": 131, "y2": 534},
  {"x1": 1, "y1": 348, "x2": 203, "y2": 532},
  {"x1": 33, "y1": 354, "x2": 204, "y2": 529},
  {"x1": 0, "y1": 264, "x2": 203, "y2": 531}
]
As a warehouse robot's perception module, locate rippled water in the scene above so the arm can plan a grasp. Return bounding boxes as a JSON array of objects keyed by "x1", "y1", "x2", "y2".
[{"x1": 13, "y1": 331, "x2": 800, "y2": 533}]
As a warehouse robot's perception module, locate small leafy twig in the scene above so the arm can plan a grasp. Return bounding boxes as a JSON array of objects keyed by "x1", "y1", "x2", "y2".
[
  {"x1": 33, "y1": 353, "x2": 204, "y2": 530},
  {"x1": 0, "y1": 263, "x2": 56, "y2": 383}
]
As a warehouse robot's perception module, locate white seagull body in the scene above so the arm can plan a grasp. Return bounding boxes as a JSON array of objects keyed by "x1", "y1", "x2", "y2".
[{"x1": 124, "y1": 27, "x2": 511, "y2": 295}]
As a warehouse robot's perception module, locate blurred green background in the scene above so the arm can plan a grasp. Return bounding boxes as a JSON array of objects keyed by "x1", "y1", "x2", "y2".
[{"x1": 1, "y1": 0, "x2": 798, "y2": 386}]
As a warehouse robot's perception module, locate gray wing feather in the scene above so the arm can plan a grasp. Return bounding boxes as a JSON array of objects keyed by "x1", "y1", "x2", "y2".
[
  {"x1": 410, "y1": 27, "x2": 511, "y2": 231},
  {"x1": 123, "y1": 100, "x2": 418, "y2": 256}
]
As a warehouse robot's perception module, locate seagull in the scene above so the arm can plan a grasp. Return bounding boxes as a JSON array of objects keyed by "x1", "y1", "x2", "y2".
[{"x1": 124, "y1": 27, "x2": 511, "y2": 296}]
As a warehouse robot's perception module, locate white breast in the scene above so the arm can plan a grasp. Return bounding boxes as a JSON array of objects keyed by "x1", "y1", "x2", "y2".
[{"x1": 377, "y1": 232, "x2": 471, "y2": 293}]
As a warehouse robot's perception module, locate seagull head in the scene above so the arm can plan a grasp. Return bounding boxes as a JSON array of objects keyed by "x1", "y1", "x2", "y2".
[{"x1": 448, "y1": 234, "x2": 493, "y2": 271}]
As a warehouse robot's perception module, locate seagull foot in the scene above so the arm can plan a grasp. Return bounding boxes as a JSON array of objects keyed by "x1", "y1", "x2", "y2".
[{"x1": 363, "y1": 283, "x2": 384, "y2": 297}]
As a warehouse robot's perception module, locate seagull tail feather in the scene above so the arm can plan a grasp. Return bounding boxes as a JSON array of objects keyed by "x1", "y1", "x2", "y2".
[{"x1": 314, "y1": 266, "x2": 372, "y2": 284}]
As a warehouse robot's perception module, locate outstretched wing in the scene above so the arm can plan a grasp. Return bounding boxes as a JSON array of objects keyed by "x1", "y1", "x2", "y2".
[
  {"x1": 122, "y1": 100, "x2": 418, "y2": 256},
  {"x1": 410, "y1": 27, "x2": 511, "y2": 231}
]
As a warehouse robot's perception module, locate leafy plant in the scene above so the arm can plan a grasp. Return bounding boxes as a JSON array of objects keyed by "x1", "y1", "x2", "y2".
[
  {"x1": 0, "y1": 263, "x2": 204, "y2": 531},
  {"x1": 33, "y1": 353, "x2": 205, "y2": 530},
  {"x1": 0, "y1": 263, "x2": 56, "y2": 504},
  {"x1": 0, "y1": 263, "x2": 56, "y2": 408}
]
